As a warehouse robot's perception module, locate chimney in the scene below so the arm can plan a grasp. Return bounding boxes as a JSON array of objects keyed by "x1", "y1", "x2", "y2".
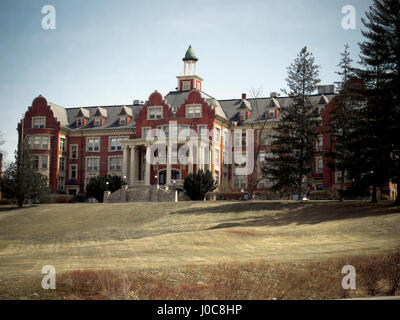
[{"x1": 242, "y1": 93, "x2": 246, "y2": 100}]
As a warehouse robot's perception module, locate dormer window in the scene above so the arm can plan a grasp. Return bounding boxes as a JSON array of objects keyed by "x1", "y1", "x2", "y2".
[
  {"x1": 119, "y1": 117, "x2": 126, "y2": 125},
  {"x1": 148, "y1": 106, "x2": 163, "y2": 120},
  {"x1": 76, "y1": 108, "x2": 90, "y2": 127},
  {"x1": 268, "y1": 110, "x2": 276, "y2": 119},
  {"x1": 94, "y1": 118, "x2": 101, "y2": 126}
]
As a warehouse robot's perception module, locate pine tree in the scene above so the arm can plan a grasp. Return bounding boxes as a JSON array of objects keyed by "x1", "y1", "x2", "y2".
[
  {"x1": 325, "y1": 44, "x2": 359, "y2": 201},
  {"x1": 262, "y1": 47, "x2": 320, "y2": 199},
  {"x1": 1, "y1": 138, "x2": 50, "y2": 207},
  {"x1": 183, "y1": 169, "x2": 216, "y2": 200},
  {"x1": 351, "y1": 0, "x2": 400, "y2": 203}
]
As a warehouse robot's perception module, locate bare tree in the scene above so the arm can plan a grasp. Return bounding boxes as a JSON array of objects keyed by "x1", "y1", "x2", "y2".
[{"x1": 246, "y1": 88, "x2": 270, "y2": 199}]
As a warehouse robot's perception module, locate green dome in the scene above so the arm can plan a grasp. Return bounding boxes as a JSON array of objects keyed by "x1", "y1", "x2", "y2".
[{"x1": 183, "y1": 45, "x2": 198, "y2": 61}]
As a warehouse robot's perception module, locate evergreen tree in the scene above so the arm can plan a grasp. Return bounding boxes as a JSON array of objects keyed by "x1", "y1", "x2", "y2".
[
  {"x1": 183, "y1": 169, "x2": 216, "y2": 201},
  {"x1": 1, "y1": 138, "x2": 50, "y2": 207},
  {"x1": 351, "y1": 0, "x2": 400, "y2": 203},
  {"x1": 262, "y1": 47, "x2": 321, "y2": 199},
  {"x1": 325, "y1": 44, "x2": 359, "y2": 201},
  {"x1": 86, "y1": 174, "x2": 125, "y2": 202}
]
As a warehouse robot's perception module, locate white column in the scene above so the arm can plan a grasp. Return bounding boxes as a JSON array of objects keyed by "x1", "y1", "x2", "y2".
[
  {"x1": 184, "y1": 62, "x2": 187, "y2": 76},
  {"x1": 134, "y1": 147, "x2": 140, "y2": 181},
  {"x1": 145, "y1": 144, "x2": 151, "y2": 185},
  {"x1": 122, "y1": 145, "x2": 129, "y2": 181},
  {"x1": 167, "y1": 146, "x2": 171, "y2": 185},
  {"x1": 194, "y1": 62, "x2": 197, "y2": 75},
  {"x1": 129, "y1": 146, "x2": 136, "y2": 186}
]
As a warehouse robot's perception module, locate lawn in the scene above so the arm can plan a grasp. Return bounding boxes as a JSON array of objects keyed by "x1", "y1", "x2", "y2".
[{"x1": 0, "y1": 200, "x2": 399, "y2": 299}]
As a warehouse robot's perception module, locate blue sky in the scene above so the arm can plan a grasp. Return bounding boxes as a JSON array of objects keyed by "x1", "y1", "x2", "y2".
[{"x1": 0, "y1": 0, "x2": 373, "y2": 163}]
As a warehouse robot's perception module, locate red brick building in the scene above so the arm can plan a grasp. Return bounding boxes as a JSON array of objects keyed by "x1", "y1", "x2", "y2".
[
  {"x1": 0, "y1": 152, "x2": 2, "y2": 200},
  {"x1": 17, "y1": 46, "x2": 394, "y2": 199}
]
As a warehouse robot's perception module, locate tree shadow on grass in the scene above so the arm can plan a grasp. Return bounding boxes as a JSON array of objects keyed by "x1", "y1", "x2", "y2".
[
  {"x1": 172, "y1": 201, "x2": 400, "y2": 228},
  {"x1": 0, "y1": 204, "x2": 39, "y2": 213}
]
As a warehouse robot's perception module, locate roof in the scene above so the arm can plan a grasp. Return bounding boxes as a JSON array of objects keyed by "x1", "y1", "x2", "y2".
[
  {"x1": 49, "y1": 102, "x2": 69, "y2": 127},
  {"x1": 164, "y1": 90, "x2": 228, "y2": 120},
  {"x1": 40, "y1": 92, "x2": 335, "y2": 131},
  {"x1": 183, "y1": 45, "x2": 198, "y2": 62},
  {"x1": 66, "y1": 104, "x2": 144, "y2": 131},
  {"x1": 93, "y1": 107, "x2": 108, "y2": 118},
  {"x1": 218, "y1": 93, "x2": 335, "y2": 124}
]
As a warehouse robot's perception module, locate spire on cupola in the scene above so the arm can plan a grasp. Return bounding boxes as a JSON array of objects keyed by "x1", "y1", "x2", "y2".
[{"x1": 176, "y1": 45, "x2": 203, "y2": 91}]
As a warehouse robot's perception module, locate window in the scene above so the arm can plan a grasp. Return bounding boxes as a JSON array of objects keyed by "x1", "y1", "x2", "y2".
[
  {"x1": 94, "y1": 118, "x2": 101, "y2": 126},
  {"x1": 87, "y1": 158, "x2": 99, "y2": 171},
  {"x1": 33, "y1": 155, "x2": 39, "y2": 169},
  {"x1": 148, "y1": 106, "x2": 163, "y2": 120},
  {"x1": 34, "y1": 136, "x2": 40, "y2": 149},
  {"x1": 41, "y1": 155, "x2": 48, "y2": 169},
  {"x1": 42, "y1": 136, "x2": 49, "y2": 149},
  {"x1": 186, "y1": 104, "x2": 202, "y2": 118},
  {"x1": 316, "y1": 157, "x2": 323, "y2": 174},
  {"x1": 58, "y1": 176, "x2": 65, "y2": 191},
  {"x1": 87, "y1": 138, "x2": 100, "y2": 152},
  {"x1": 143, "y1": 128, "x2": 151, "y2": 139},
  {"x1": 76, "y1": 118, "x2": 83, "y2": 127},
  {"x1": 109, "y1": 157, "x2": 122, "y2": 171},
  {"x1": 59, "y1": 157, "x2": 65, "y2": 171},
  {"x1": 316, "y1": 135, "x2": 323, "y2": 152},
  {"x1": 214, "y1": 127, "x2": 221, "y2": 142},
  {"x1": 32, "y1": 117, "x2": 45, "y2": 128},
  {"x1": 119, "y1": 117, "x2": 126, "y2": 125},
  {"x1": 70, "y1": 145, "x2": 78, "y2": 159},
  {"x1": 179, "y1": 125, "x2": 190, "y2": 138},
  {"x1": 268, "y1": 110, "x2": 276, "y2": 119},
  {"x1": 198, "y1": 125, "x2": 208, "y2": 139},
  {"x1": 214, "y1": 170, "x2": 220, "y2": 185},
  {"x1": 214, "y1": 149, "x2": 220, "y2": 166},
  {"x1": 182, "y1": 81, "x2": 191, "y2": 91},
  {"x1": 59, "y1": 137, "x2": 66, "y2": 152},
  {"x1": 316, "y1": 184, "x2": 323, "y2": 191},
  {"x1": 223, "y1": 130, "x2": 228, "y2": 147},
  {"x1": 110, "y1": 138, "x2": 124, "y2": 151},
  {"x1": 70, "y1": 165, "x2": 77, "y2": 180}
]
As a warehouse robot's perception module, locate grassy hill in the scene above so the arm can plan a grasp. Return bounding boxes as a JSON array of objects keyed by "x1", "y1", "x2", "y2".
[{"x1": 0, "y1": 200, "x2": 399, "y2": 299}]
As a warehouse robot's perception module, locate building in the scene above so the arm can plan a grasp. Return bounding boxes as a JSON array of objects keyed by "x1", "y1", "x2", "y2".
[
  {"x1": 16, "y1": 45, "x2": 395, "y2": 199},
  {"x1": 0, "y1": 152, "x2": 2, "y2": 200}
]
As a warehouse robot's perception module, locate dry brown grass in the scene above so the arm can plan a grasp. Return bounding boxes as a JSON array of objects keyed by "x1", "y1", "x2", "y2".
[
  {"x1": 21, "y1": 248, "x2": 398, "y2": 300},
  {"x1": 0, "y1": 200, "x2": 400, "y2": 299}
]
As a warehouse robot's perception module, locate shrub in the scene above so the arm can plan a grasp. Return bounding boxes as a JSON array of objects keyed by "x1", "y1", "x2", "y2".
[
  {"x1": 384, "y1": 248, "x2": 400, "y2": 296},
  {"x1": 86, "y1": 175, "x2": 125, "y2": 202},
  {"x1": 183, "y1": 170, "x2": 216, "y2": 201}
]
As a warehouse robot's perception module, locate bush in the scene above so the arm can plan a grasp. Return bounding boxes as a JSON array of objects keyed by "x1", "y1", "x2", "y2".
[
  {"x1": 384, "y1": 248, "x2": 400, "y2": 296},
  {"x1": 86, "y1": 175, "x2": 125, "y2": 203},
  {"x1": 183, "y1": 170, "x2": 216, "y2": 201},
  {"x1": 308, "y1": 190, "x2": 336, "y2": 200}
]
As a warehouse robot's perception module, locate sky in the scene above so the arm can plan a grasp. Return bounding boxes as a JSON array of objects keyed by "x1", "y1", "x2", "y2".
[{"x1": 0, "y1": 0, "x2": 373, "y2": 163}]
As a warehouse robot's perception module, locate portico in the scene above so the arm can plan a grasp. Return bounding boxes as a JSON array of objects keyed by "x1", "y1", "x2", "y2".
[{"x1": 122, "y1": 137, "x2": 213, "y2": 187}]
